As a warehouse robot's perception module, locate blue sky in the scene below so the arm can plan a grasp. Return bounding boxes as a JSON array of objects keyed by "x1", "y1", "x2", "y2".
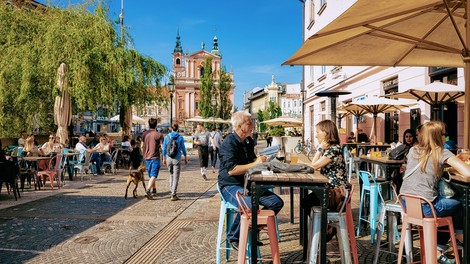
[{"x1": 47, "y1": 0, "x2": 304, "y2": 110}]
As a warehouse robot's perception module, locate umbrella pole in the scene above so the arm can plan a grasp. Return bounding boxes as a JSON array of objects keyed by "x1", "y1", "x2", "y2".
[
  {"x1": 465, "y1": 1, "x2": 470, "y2": 149},
  {"x1": 373, "y1": 114, "x2": 377, "y2": 144}
]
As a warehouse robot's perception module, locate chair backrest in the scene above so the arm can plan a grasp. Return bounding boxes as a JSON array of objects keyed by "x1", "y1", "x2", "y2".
[
  {"x1": 358, "y1": 170, "x2": 374, "y2": 187},
  {"x1": 398, "y1": 193, "x2": 437, "y2": 225},
  {"x1": 111, "y1": 149, "x2": 119, "y2": 162},
  {"x1": 76, "y1": 150, "x2": 86, "y2": 164},
  {"x1": 216, "y1": 184, "x2": 238, "y2": 210},
  {"x1": 235, "y1": 191, "x2": 252, "y2": 219},
  {"x1": 17, "y1": 147, "x2": 24, "y2": 157},
  {"x1": 343, "y1": 147, "x2": 351, "y2": 161},
  {"x1": 45, "y1": 154, "x2": 63, "y2": 172},
  {"x1": 338, "y1": 185, "x2": 354, "y2": 213}
]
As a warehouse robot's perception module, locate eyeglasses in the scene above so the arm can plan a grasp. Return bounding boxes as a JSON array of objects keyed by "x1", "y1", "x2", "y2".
[{"x1": 49, "y1": 137, "x2": 55, "y2": 139}]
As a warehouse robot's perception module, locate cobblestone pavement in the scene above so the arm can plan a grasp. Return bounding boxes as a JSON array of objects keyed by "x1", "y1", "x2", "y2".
[{"x1": 0, "y1": 142, "x2": 421, "y2": 264}]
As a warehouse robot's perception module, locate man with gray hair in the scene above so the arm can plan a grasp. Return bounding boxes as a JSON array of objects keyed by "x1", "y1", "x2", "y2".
[{"x1": 217, "y1": 111, "x2": 284, "y2": 250}]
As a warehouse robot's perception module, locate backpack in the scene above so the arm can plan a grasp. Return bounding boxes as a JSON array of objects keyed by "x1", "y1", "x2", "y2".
[{"x1": 167, "y1": 135, "x2": 179, "y2": 158}]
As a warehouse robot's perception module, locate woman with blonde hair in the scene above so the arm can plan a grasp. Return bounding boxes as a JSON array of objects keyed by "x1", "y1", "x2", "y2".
[{"x1": 400, "y1": 121, "x2": 470, "y2": 263}]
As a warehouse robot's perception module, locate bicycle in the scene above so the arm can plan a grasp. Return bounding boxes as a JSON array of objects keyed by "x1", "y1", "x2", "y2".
[{"x1": 293, "y1": 139, "x2": 315, "y2": 161}]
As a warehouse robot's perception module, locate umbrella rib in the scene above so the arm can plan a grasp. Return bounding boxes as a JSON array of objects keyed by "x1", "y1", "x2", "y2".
[
  {"x1": 442, "y1": 0, "x2": 468, "y2": 52},
  {"x1": 308, "y1": 2, "x2": 441, "y2": 40},
  {"x1": 365, "y1": 25, "x2": 462, "y2": 54}
]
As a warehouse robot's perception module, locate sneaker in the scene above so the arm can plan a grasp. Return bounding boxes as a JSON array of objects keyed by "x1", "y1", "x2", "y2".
[
  {"x1": 170, "y1": 195, "x2": 180, "y2": 201},
  {"x1": 202, "y1": 174, "x2": 208, "y2": 180},
  {"x1": 228, "y1": 240, "x2": 239, "y2": 251},
  {"x1": 145, "y1": 190, "x2": 153, "y2": 200},
  {"x1": 438, "y1": 254, "x2": 456, "y2": 264},
  {"x1": 151, "y1": 189, "x2": 157, "y2": 197}
]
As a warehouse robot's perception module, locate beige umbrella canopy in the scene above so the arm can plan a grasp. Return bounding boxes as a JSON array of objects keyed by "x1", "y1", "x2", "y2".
[
  {"x1": 110, "y1": 114, "x2": 146, "y2": 125},
  {"x1": 283, "y1": 0, "x2": 470, "y2": 148},
  {"x1": 386, "y1": 81, "x2": 465, "y2": 120},
  {"x1": 185, "y1": 116, "x2": 207, "y2": 123},
  {"x1": 54, "y1": 63, "x2": 72, "y2": 145},
  {"x1": 262, "y1": 116, "x2": 303, "y2": 127},
  {"x1": 205, "y1": 117, "x2": 232, "y2": 124},
  {"x1": 344, "y1": 97, "x2": 417, "y2": 143}
]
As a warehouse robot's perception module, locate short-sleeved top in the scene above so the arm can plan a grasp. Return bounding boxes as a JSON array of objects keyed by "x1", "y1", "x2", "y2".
[
  {"x1": 194, "y1": 131, "x2": 210, "y2": 146},
  {"x1": 218, "y1": 133, "x2": 256, "y2": 189},
  {"x1": 142, "y1": 129, "x2": 164, "y2": 160},
  {"x1": 319, "y1": 144, "x2": 347, "y2": 187},
  {"x1": 400, "y1": 147, "x2": 454, "y2": 202}
]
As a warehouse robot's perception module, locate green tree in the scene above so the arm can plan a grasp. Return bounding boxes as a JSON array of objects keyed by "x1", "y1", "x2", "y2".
[
  {"x1": 0, "y1": 1, "x2": 165, "y2": 137},
  {"x1": 263, "y1": 101, "x2": 284, "y2": 136},
  {"x1": 257, "y1": 109, "x2": 266, "y2": 132},
  {"x1": 217, "y1": 66, "x2": 233, "y2": 120},
  {"x1": 198, "y1": 57, "x2": 215, "y2": 118}
]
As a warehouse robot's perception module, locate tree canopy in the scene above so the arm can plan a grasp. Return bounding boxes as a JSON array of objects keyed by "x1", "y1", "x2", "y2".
[{"x1": 0, "y1": 0, "x2": 166, "y2": 137}]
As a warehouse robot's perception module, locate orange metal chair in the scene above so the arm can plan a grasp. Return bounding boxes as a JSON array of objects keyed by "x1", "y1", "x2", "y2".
[
  {"x1": 37, "y1": 154, "x2": 63, "y2": 190},
  {"x1": 397, "y1": 193, "x2": 460, "y2": 264},
  {"x1": 235, "y1": 191, "x2": 280, "y2": 264}
]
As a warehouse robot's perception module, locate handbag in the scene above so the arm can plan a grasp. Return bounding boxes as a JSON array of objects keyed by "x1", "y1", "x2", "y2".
[
  {"x1": 437, "y1": 172, "x2": 456, "y2": 199},
  {"x1": 388, "y1": 144, "x2": 410, "y2": 160}
]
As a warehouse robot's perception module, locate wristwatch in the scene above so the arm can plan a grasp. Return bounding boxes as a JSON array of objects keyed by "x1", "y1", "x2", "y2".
[{"x1": 317, "y1": 147, "x2": 323, "y2": 153}]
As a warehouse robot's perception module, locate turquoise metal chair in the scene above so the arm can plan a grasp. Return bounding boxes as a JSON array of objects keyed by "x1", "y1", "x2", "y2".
[
  {"x1": 356, "y1": 170, "x2": 386, "y2": 244},
  {"x1": 216, "y1": 184, "x2": 259, "y2": 264}
]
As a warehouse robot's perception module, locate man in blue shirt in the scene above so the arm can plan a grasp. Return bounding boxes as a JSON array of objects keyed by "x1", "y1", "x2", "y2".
[
  {"x1": 218, "y1": 111, "x2": 284, "y2": 250},
  {"x1": 162, "y1": 123, "x2": 188, "y2": 201}
]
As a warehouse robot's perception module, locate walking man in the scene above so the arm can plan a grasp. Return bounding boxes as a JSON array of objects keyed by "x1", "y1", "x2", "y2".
[
  {"x1": 142, "y1": 118, "x2": 164, "y2": 198},
  {"x1": 193, "y1": 123, "x2": 210, "y2": 180},
  {"x1": 162, "y1": 123, "x2": 188, "y2": 201}
]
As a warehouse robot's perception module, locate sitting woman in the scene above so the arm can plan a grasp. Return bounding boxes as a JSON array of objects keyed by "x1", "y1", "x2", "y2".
[
  {"x1": 24, "y1": 135, "x2": 47, "y2": 170},
  {"x1": 393, "y1": 129, "x2": 418, "y2": 192},
  {"x1": 40, "y1": 134, "x2": 58, "y2": 156},
  {"x1": 92, "y1": 136, "x2": 112, "y2": 163},
  {"x1": 400, "y1": 121, "x2": 470, "y2": 263},
  {"x1": 303, "y1": 120, "x2": 349, "y2": 241}
]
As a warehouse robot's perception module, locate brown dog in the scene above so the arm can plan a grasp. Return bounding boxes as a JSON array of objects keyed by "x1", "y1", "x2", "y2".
[{"x1": 124, "y1": 164, "x2": 147, "y2": 199}]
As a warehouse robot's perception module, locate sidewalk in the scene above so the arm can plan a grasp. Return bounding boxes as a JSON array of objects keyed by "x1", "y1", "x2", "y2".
[{"x1": 0, "y1": 141, "x2": 412, "y2": 263}]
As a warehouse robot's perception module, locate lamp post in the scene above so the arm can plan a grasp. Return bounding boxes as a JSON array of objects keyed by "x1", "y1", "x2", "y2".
[
  {"x1": 168, "y1": 82, "x2": 175, "y2": 124},
  {"x1": 211, "y1": 96, "x2": 217, "y2": 127}
]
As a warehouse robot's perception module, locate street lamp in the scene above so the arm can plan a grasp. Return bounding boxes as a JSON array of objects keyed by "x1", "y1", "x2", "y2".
[{"x1": 168, "y1": 82, "x2": 175, "y2": 124}]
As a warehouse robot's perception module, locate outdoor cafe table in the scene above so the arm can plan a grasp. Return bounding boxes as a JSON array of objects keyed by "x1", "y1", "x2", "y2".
[
  {"x1": 449, "y1": 172, "x2": 470, "y2": 264},
  {"x1": 357, "y1": 144, "x2": 391, "y2": 156},
  {"x1": 247, "y1": 170, "x2": 329, "y2": 263},
  {"x1": 358, "y1": 155, "x2": 405, "y2": 180},
  {"x1": 22, "y1": 156, "x2": 52, "y2": 190}
]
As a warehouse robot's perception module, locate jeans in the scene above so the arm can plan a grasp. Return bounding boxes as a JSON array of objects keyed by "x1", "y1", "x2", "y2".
[
  {"x1": 90, "y1": 152, "x2": 102, "y2": 173},
  {"x1": 221, "y1": 185, "x2": 284, "y2": 242},
  {"x1": 209, "y1": 146, "x2": 218, "y2": 168},
  {"x1": 403, "y1": 196, "x2": 463, "y2": 245},
  {"x1": 167, "y1": 157, "x2": 181, "y2": 195}
]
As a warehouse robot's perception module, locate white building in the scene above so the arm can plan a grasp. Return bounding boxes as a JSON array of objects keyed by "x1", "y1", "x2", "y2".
[{"x1": 299, "y1": 0, "x2": 466, "y2": 147}]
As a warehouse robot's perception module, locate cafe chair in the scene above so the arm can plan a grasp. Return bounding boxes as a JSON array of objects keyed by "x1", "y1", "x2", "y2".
[
  {"x1": 357, "y1": 170, "x2": 387, "y2": 244},
  {"x1": 0, "y1": 160, "x2": 21, "y2": 200},
  {"x1": 37, "y1": 154, "x2": 63, "y2": 190},
  {"x1": 74, "y1": 150, "x2": 92, "y2": 181},
  {"x1": 373, "y1": 184, "x2": 413, "y2": 264},
  {"x1": 215, "y1": 185, "x2": 260, "y2": 264},
  {"x1": 343, "y1": 148, "x2": 359, "y2": 182},
  {"x1": 102, "y1": 149, "x2": 119, "y2": 174},
  {"x1": 397, "y1": 193, "x2": 460, "y2": 264},
  {"x1": 308, "y1": 185, "x2": 358, "y2": 264},
  {"x1": 235, "y1": 191, "x2": 280, "y2": 264}
]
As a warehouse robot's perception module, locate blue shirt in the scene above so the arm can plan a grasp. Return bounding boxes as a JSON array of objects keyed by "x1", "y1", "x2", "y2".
[
  {"x1": 162, "y1": 131, "x2": 187, "y2": 159},
  {"x1": 217, "y1": 133, "x2": 256, "y2": 189}
]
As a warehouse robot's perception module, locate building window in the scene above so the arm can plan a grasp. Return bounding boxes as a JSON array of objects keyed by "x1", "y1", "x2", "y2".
[
  {"x1": 321, "y1": 65, "x2": 326, "y2": 74},
  {"x1": 176, "y1": 58, "x2": 181, "y2": 65},
  {"x1": 195, "y1": 101, "x2": 199, "y2": 110},
  {"x1": 310, "y1": 66, "x2": 315, "y2": 82},
  {"x1": 309, "y1": 0, "x2": 315, "y2": 23},
  {"x1": 320, "y1": 101, "x2": 326, "y2": 112},
  {"x1": 200, "y1": 67, "x2": 205, "y2": 78}
]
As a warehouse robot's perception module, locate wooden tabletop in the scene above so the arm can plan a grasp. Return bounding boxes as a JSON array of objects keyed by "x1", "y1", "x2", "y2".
[
  {"x1": 248, "y1": 170, "x2": 329, "y2": 184},
  {"x1": 22, "y1": 156, "x2": 51, "y2": 161},
  {"x1": 359, "y1": 155, "x2": 405, "y2": 164}
]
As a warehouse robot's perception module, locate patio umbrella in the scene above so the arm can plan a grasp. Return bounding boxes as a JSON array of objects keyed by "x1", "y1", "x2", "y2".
[
  {"x1": 185, "y1": 116, "x2": 207, "y2": 123},
  {"x1": 262, "y1": 116, "x2": 303, "y2": 127},
  {"x1": 54, "y1": 63, "x2": 72, "y2": 145},
  {"x1": 110, "y1": 114, "x2": 146, "y2": 125},
  {"x1": 386, "y1": 81, "x2": 465, "y2": 120},
  {"x1": 205, "y1": 117, "x2": 232, "y2": 124},
  {"x1": 344, "y1": 97, "x2": 417, "y2": 143},
  {"x1": 283, "y1": 0, "x2": 470, "y2": 148},
  {"x1": 338, "y1": 105, "x2": 369, "y2": 143}
]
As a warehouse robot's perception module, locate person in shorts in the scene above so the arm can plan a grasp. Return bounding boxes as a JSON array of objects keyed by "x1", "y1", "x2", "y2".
[{"x1": 141, "y1": 118, "x2": 164, "y2": 198}]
